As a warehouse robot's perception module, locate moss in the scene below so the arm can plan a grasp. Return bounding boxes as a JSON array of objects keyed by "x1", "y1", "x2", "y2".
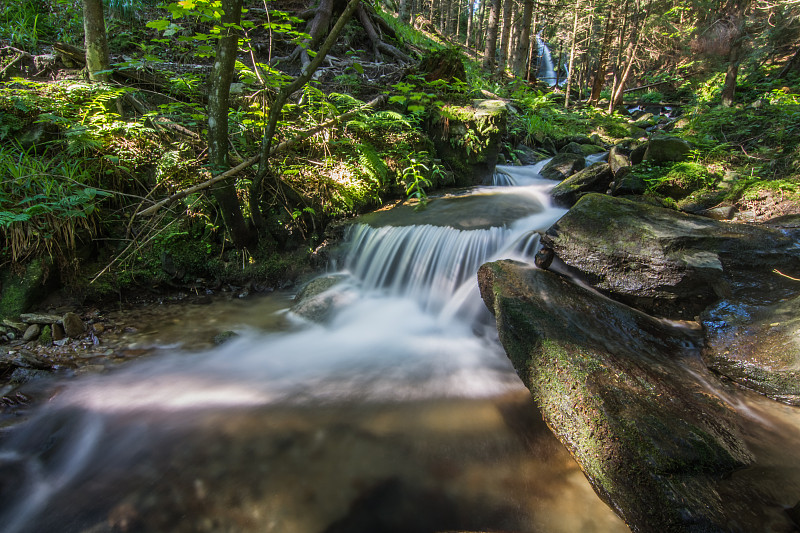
[
  {"x1": 39, "y1": 325, "x2": 52, "y2": 345},
  {"x1": 0, "y1": 258, "x2": 53, "y2": 320}
]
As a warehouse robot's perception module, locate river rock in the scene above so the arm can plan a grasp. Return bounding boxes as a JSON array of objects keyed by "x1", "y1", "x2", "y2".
[
  {"x1": 541, "y1": 193, "x2": 800, "y2": 319},
  {"x1": 608, "y1": 145, "x2": 632, "y2": 177},
  {"x1": 559, "y1": 141, "x2": 585, "y2": 155},
  {"x1": 643, "y1": 135, "x2": 692, "y2": 163},
  {"x1": 540, "y1": 153, "x2": 585, "y2": 181},
  {"x1": 0, "y1": 258, "x2": 55, "y2": 321},
  {"x1": 703, "y1": 293, "x2": 800, "y2": 405},
  {"x1": 62, "y1": 312, "x2": 85, "y2": 338},
  {"x1": 610, "y1": 172, "x2": 647, "y2": 196},
  {"x1": 514, "y1": 144, "x2": 540, "y2": 165},
  {"x1": 20, "y1": 313, "x2": 61, "y2": 324},
  {"x1": 549, "y1": 163, "x2": 614, "y2": 208},
  {"x1": 22, "y1": 324, "x2": 41, "y2": 342},
  {"x1": 291, "y1": 274, "x2": 357, "y2": 323},
  {"x1": 478, "y1": 260, "x2": 760, "y2": 532}
]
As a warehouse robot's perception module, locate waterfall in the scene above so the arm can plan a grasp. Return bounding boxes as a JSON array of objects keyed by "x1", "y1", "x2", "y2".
[
  {"x1": 0, "y1": 169, "x2": 609, "y2": 533},
  {"x1": 536, "y1": 35, "x2": 567, "y2": 87}
]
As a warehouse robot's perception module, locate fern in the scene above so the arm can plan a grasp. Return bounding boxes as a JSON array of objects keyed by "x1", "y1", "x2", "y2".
[
  {"x1": 328, "y1": 92, "x2": 364, "y2": 112},
  {"x1": 356, "y1": 143, "x2": 389, "y2": 185}
]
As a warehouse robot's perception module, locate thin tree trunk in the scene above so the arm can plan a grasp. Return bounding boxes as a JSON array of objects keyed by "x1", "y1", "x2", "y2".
[
  {"x1": 455, "y1": 0, "x2": 463, "y2": 41},
  {"x1": 208, "y1": 0, "x2": 253, "y2": 248},
  {"x1": 526, "y1": 8, "x2": 538, "y2": 81},
  {"x1": 399, "y1": 0, "x2": 411, "y2": 22},
  {"x1": 588, "y1": 8, "x2": 614, "y2": 106},
  {"x1": 512, "y1": 0, "x2": 533, "y2": 77},
  {"x1": 482, "y1": 0, "x2": 502, "y2": 70},
  {"x1": 465, "y1": 0, "x2": 475, "y2": 47},
  {"x1": 721, "y1": 0, "x2": 750, "y2": 107},
  {"x1": 497, "y1": 0, "x2": 514, "y2": 72},
  {"x1": 609, "y1": 0, "x2": 647, "y2": 112},
  {"x1": 82, "y1": 0, "x2": 110, "y2": 82},
  {"x1": 251, "y1": 0, "x2": 362, "y2": 231},
  {"x1": 477, "y1": 0, "x2": 488, "y2": 52},
  {"x1": 564, "y1": 0, "x2": 581, "y2": 107},
  {"x1": 440, "y1": 0, "x2": 450, "y2": 32}
]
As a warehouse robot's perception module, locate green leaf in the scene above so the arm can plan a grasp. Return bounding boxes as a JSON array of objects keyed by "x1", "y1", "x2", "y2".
[{"x1": 146, "y1": 19, "x2": 170, "y2": 31}]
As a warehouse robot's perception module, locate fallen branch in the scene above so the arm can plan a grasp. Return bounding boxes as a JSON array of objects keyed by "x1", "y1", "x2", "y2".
[
  {"x1": 774, "y1": 269, "x2": 800, "y2": 282},
  {"x1": 136, "y1": 94, "x2": 386, "y2": 217},
  {"x1": 0, "y1": 52, "x2": 24, "y2": 79}
]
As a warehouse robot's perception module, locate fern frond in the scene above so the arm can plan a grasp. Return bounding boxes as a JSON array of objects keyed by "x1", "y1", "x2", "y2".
[{"x1": 357, "y1": 143, "x2": 389, "y2": 185}]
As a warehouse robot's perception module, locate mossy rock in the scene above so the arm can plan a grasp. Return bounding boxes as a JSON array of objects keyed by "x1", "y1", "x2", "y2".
[
  {"x1": 430, "y1": 100, "x2": 507, "y2": 186},
  {"x1": 478, "y1": 261, "x2": 764, "y2": 532},
  {"x1": 643, "y1": 135, "x2": 692, "y2": 163},
  {"x1": 540, "y1": 153, "x2": 585, "y2": 181},
  {"x1": 0, "y1": 259, "x2": 55, "y2": 321},
  {"x1": 550, "y1": 163, "x2": 614, "y2": 208}
]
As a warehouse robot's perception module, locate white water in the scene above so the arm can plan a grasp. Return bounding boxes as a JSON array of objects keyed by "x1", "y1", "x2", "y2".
[
  {"x1": 0, "y1": 167, "x2": 628, "y2": 533},
  {"x1": 536, "y1": 36, "x2": 566, "y2": 87}
]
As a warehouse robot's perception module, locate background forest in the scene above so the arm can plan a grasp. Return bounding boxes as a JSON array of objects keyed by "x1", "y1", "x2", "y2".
[{"x1": 0, "y1": 0, "x2": 798, "y2": 308}]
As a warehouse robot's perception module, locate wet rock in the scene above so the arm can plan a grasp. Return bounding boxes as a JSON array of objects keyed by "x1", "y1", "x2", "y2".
[
  {"x1": 550, "y1": 163, "x2": 614, "y2": 208},
  {"x1": 62, "y1": 312, "x2": 85, "y2": 338},
  {"x1": 541, "y1": 193, "x2": 800, "y2": 319},
  {"x1": 291, "y1": 274, "x2": 358, "y2": 323},
  {"x1": 642, "y1": 135, "x2": 692, "y2": 163},
  {"x1": 213, "y1": 331, "x2": 238, "y2": 345},
  {"x1": 703, "y1": 294, "x2": 800, "y2": 405},
  {"x1": 514, "y1": 144, "x2": 540, "y2": 165},
  {"x1": 699, "y1": 205, "x2": 737, "y2": 220},
  {"x1": 22, "y1": 324, "x2": 41, "y2": 342},
  {"x1": 540, "y1": 153, "x2": 585, "y2": 181},
  {"x1": 478, "y1": 260, "x2": 760, "y2": 532}
]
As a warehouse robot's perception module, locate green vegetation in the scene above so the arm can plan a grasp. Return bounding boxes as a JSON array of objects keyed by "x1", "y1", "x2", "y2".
[{"x1": 0, "y1": 0, "x2": 798, "y2": 302}]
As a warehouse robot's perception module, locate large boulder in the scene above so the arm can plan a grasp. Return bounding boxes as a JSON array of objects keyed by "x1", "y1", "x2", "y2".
[
  {"x1": 549, "y1": 163, "x2": 614, "y2": 208},
  {"x1": 643, "y1": 135, "x2": 692, "y2": 163},
  {"x1": 541, "y1": 194, "x2": 800, "y2": 319},
  {"x1": 539, "y1": 153, "x2": 585, "y2": 181},
  {"x1": 290, "y1": 274, "x2": 357, "y2": 323},
  {"x1": 478, "y1": 260, "x2": 765, "y2": 532}
]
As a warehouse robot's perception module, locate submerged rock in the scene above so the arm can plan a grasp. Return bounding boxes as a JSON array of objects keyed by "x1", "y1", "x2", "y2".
[
  {"x1": 290, "y1": 274, "x2": 357, "y2": 323},
  {"x1": 703, "y1": 294, "x2": 800, "y2": 405},
  {"x1": 541, "y1": 193, "x2": 800, "y2": 319},
  {"x1": 478, "y1": 260, "x2": 761, "y2": 532}
]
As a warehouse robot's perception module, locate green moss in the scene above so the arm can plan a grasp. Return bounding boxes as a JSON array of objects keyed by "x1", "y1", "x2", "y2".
[
  {"x1": 0, "y1": 258, "x2": 51, "y2": 320},
  {"x1": 39, "y1": 325, "x2": 52, "y2": 345}
]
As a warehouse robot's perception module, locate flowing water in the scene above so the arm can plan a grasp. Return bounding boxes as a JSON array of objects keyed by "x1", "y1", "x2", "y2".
[{"x1": 0, "y1": 166, "x2": 633, "y2": 533}]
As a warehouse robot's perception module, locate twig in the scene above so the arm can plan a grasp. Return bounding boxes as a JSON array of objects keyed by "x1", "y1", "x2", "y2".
[{"x1": 774, "y1": 269, "x2": 800, "y2": 282}]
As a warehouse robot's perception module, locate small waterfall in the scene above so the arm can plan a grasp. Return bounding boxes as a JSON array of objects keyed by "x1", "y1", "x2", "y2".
[{"x1": 0, "y1": 167, "x2": 581, "y2": 533}]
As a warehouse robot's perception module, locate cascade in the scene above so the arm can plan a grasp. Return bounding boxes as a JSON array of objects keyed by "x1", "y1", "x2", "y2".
[
  {"x1": 536, "y1": 35, "x2": 567, "y2": 87},
  {"x1": 0, "y1": 163, "x2": 627, "y2": 533}
]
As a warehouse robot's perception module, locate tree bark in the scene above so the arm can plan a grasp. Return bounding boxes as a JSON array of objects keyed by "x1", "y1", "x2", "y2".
[
  {"x1": 207, "y1": 0, "x2": 253, "y2": 248},
  {"x1": 497, "y1": 0, "x2": 514, "y2": 72},
  {"x1": 477, "y1": 0, "x2": 488, "y2": 53},
  {"x1": 482, "y1": 0, "x2": 502, "y2": 70},
  {"x1": 564, "y1": 0, "x2": 581, "y2": 107},
  {"x1": 399, "y1": 0, "x2": 411, "y2": 23},
  {"x1": 609, "y1": 0, "x2": 648, "y2": 113},
  {"x1": 82, "y1": 0, "x2": 110, "y2": 82},
  {"x1": 588, "y1": 8, "x2": 614, "y2": 106},
  {"x1": 465, "y1": 0, "x2": 475, "y2": 48}
]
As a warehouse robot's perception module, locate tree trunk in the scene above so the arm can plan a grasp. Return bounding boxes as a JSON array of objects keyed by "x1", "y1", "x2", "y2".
[
  {"x1": 82, "y1": 0, "x2": 110, "y2": 82},
  {"x1": 526, "y1": 8, "x2": 538, "y2": 81},
  {"x1": 477, "y1": 0, "x2": 488, "y2": 53},
  {"x1": 251, "y1": 0, "x2": 362, "y2": 231},
  {"x1": 465, "y1": 0, "x2": 475, "y2": 48},
  {"x1": 455, "y1": 0, "x2": 463, "y2": 41},
  {"x1": 564, "y1": 0, "x2": 581, "y2": 107},
  {"x1": 609, "y1": 0, "x2": 647, "y2": 113},
  {"x1": 497, "y1": 0, "x2": 514, "y2": 72},
  {"x1": 588, "y1": 8, "x2": 614, "y2": 106},
  {"x1": 482, "y1": 0, "x2": 502, "y2": 70},
  {"x1": 208, "y1": 0, "x2": 253, "y2": 248},
  {"x1": 720, "y1": 0, "x2": 750, "y2": 107},
  {"x1": 399, "y1": 0, "x2": 411, "y2": 23},
  {"x1": 511, "y1": 0, "x2": 533, "y2": 76}
]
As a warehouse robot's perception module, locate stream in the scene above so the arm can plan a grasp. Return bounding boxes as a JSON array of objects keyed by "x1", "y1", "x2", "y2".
[{"x1": 0, "y1": 162, "x2": 629, "y2": 532}]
